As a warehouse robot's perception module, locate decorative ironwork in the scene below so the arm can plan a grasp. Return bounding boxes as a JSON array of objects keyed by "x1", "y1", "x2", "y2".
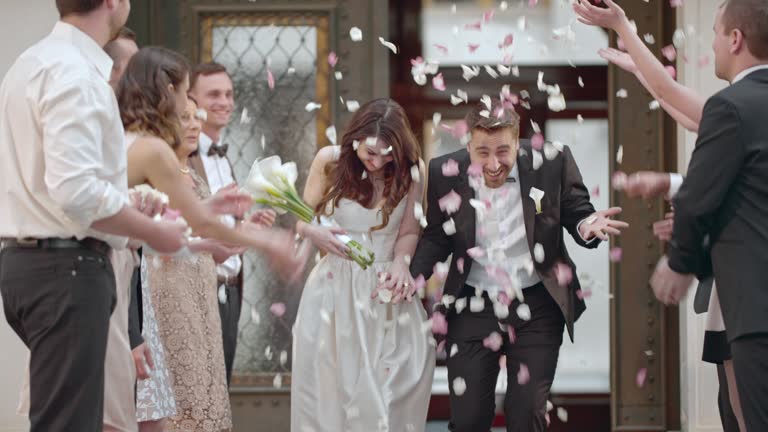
[{"x1": 200, "y1": 11, "x2": 331, "y2": 387}]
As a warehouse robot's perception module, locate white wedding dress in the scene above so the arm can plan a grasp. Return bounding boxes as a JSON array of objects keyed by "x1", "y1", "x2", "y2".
[{"x1": 291, "y1": 197, "x2": 435, "y2": 432}]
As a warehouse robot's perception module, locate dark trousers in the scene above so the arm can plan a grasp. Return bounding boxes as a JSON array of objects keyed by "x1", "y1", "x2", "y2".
[
  {"x1": 218, "y1": 283, "x2": 241, "y2": 386},
  {"x1": 0, "y1": 246, "x2": 115, "y2": 432},
  {"x1": 446, "y1": 284, "x2": 564, "y2": 432},
  {"x1": 717, "y1": 363, "x2": 741, "y2": 432},
  {"x1": 731, "y1": 333, "x2": 768, "y2": 431}
]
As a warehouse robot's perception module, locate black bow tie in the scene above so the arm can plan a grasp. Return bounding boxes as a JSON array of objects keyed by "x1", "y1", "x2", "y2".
[
  {"x1": 207, "y1": 143, "x2": 229, "y2": 158},
  {"x1": 506, "y1": 177, "x2": 516, "y2": 183}
]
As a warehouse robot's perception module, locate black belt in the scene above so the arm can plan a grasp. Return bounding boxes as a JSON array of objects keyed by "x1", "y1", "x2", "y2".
[{"x1": 0, "y1": 237, "x2": 111, "y2": 256}]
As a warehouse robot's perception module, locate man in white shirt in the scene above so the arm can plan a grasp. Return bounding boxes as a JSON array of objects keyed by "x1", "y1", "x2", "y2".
[
  {"x1": 410, "y1": 100, "x2": 628, "y2": 431},
  {"x1": 188, "y1": 62, "x2": 250, "y2": 386},
  {"x1": 0, "y1": 2, "x2": 186, "y2": 431}
]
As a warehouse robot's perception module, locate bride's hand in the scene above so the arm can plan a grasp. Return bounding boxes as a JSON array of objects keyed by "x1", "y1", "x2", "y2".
[
  {"x1": 303, "y1": 224, "x2": 350, "y2": 259},
  {"x1": 373, "y1": 258, "x2": 415, "y2": 304}
]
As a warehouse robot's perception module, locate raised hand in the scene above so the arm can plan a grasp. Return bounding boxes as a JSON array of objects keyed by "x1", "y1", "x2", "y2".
[
  {"x1": 249, "y1": 209, "x2": 277, "y2": 228},
  {"x1": 572, "y1": 0, "x2": 628, "y2": 31},
  {"x1": 205, "y1": 184, "x2": 253, "y2": 218},
  {"x1": 650, "y1": 255, "x2": 694, "y2": 305},
  {"x1": 261, "y1": 230, "x2": 312, "y2": 283},
  {"x1": 599, "y1": 47, "x2": 638, "y2": 74},
  {"x1": 303, "y1": 224, "x2": 350, "y2": 259},
  {"x1": 145, "y1": 220, "x2": 188, "y2": 254},
  {"x1": 616, "y1": 171, "x2": 672, "y2": 199},
  {"x1": 578, "y1": 207, "x2": 629, "y2": 241}
]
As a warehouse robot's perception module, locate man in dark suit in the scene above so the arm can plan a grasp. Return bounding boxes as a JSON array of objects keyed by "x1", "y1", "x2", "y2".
[
  {"x1": 650, "y1": 1, "x2": 768, "y2": 430},
  {"x1": 410, "y1": 100, "x2": 628, "y2": 431}
]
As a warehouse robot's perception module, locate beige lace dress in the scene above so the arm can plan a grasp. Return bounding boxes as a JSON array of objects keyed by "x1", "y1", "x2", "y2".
[{"x1": 144, "y1": 169, "x2": 232, "y2": 431}]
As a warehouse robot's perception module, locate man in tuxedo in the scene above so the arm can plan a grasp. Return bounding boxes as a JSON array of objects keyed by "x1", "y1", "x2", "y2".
[
  {"x1": 410, "y1": 100, "x2": 627, "y2": 431},
  {"x1": 649, "y1": 0, "x2": 768, "y2": 429},
  {"x1": 187, "y1": 62, "x2": 277, "y2": 385}
]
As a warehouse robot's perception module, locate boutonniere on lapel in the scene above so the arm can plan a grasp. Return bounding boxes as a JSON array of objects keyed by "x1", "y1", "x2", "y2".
[{"x1": 529, "y1": 187, "x2": 545, "y2": 214}]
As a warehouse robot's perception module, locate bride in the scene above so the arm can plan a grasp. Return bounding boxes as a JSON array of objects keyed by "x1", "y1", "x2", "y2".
[{"x1": 291, "y1": 98, "x2": 435, "y2": 431}]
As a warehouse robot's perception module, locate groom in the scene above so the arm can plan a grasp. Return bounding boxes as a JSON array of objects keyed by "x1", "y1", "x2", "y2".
[{"x1": 410, "y1": 100, "x2": 627, "y2": 431}]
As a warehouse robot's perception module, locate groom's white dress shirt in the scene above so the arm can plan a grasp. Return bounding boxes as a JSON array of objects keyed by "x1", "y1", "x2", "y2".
[{"x1": 0, "y1": 22, "x2": 129, "y2": 248}]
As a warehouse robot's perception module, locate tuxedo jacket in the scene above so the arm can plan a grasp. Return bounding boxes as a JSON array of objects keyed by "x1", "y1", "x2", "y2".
[
  {"x1": 669, "y1": 68, "x2": 768, "y2": 341},
  {"x1": 410, "y1": 140, "x2": 598, "y2": 341}
]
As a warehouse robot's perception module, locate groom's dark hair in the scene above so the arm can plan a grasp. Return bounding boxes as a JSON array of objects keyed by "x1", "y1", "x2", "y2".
[
  {"x1": 465, "y1": 98, "x2": 520, "y2": 138},
  {"x1": 722, "y1": 0, "x2": 768, "y2": 59},
  {"x1": 56, "y1": 0, "x2": 105, "y2": 17}
]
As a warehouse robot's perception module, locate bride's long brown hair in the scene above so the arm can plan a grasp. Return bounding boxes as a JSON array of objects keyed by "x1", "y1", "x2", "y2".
[{"x1": 315, "y1": 98, "x2": 421, "y2": 231}]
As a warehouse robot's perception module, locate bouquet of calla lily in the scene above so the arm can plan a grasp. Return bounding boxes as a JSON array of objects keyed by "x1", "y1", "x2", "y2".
[{"x1": 243, "y1": 156, "x2": 375, "y2": 270}]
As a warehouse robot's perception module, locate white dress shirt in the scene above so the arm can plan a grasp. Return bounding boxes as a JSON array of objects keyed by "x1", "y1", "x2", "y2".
[
  {"x1": 198, "y1": 132, "x2": 242, "y2": 278},
  {"x1": 465, "y1": 165, "x2": 542, "y2": 296},
  {"x1": 0, "y1": 22, "x2": 129, "y2": 248}
]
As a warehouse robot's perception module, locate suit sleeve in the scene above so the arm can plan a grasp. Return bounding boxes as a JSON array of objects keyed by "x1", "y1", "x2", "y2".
[
  {"x1": 668, "y1": 95, "x2": 742, "y2": 276},
  {"x1": 559, "y1": 145, "x2": 599, "y2": 249},
  {"x1": 409, "y1": 159, "x2": 453, "y2": 279}
]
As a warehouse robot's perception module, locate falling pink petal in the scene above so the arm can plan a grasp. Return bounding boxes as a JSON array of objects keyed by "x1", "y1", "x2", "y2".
[
  {"x1": 326, "y1": 271, "x2": 334, "y2": 280},
  {"x1": 464, "y1": 20, "x2": 482, "y2": 31},
  {"x1": 531, "y1": 133, "x2": 545, "y2": 151},
  {"x1": 665, "y1": 65, "x2": 677, "y2": 80},
  {"x1": 467, "y1": 162, "x2": 483, "y2": 177},
  {"x1": 499, "y1": 34, "x2": 514, "y2": 49},
  {"x1": 442, "y1": 159, "x2": 460, "y2": 177},
  {"x1": 270, "y1": 302, "x2": 286, "y2": 317},
  {"x1": 497, "y1": 291, "x2": 511, "y2": 306},
  {"x1": 456, "y1": 257, "x2": 465, "y2": 274},
  {"x1": 670, "y1": 0, "x2": 683, "y2": 7},
  {"x1": 477, "y1": 227, "x2": 486, "y2": 238},
  {"x1": 432, "y1": 311, "x2": 448, "y2": 335},
  {"x1": 434, "y1": 262, "x2": 449, "y2": 280},
  {"x1": 554, "y1": 263, "x2": 573, "y2": 287},
  {"x1": 467, "y1": 247, "x2": 486, "y2": 259},
  {"x1": 433, "y1": 44, "x2": 448, "y2": 55},
  {"x1": 576, "y1": 289, "x2": 592, "y2": 300},
  {"x1": 267, "y1": 69, "x2": 275, "y2": 90},
  {"x1": 502, "y1": 53, "x2": 514, "y2": 65},
  {"x1": 698, "y1": 55, "x2": 710, "y2": 68},
  {"x1": 610, "y1": 247, "x2": 623, "y2": 262},
  {"x1": 438, "y1": 190, "x2": 462, "y2": 215},
  {"x1": 432, "y1": 73, "x2": 446, "y2": 91},
  {"x1": 661, "y1": 45, "x2": 677, "y2": 61},
  {"x1": 529, "y1": 0, "x2": 539, "y2": 6},
  {"x1": 508, "y1": 326, "x2": 517, "y2": 344},
  {"x1": 162, "y1": 208, "x2": 182, "y2": 221},
  {"x1": 468, "y1": 43, "x2": 480, "y2": 53},
  {"x1": 517, "y1": 363, "x2": 530, "y2": 385},
  {"x1": 414, "y1": 274, "x2": 426, "y2": 291},
  {"x1": 545, "y1": 413, "x2": 551, "y2": 427},
  {"x1": 591, "y1": 185, "x2": 600, "y2": 198},
  {"x1": 328, "y1": 52, "x2": 338, "y2": 67},
  {"x1": 483, "y1": 332, "x2": 503, "y2": 352},
  {"x1": 483, "y1": 9, "x2": 495, "y2": 23},
  {"x1": 450, "y1": 120, "x2": 469, "y2": 139},
  {"x1": 636, "y1": 368, "x2": 648, "y2": 388},
  {"x1": 410, "y1": 56, "x2": 425, "y2": 67},
  {"x1": 499, "y1": 354, "x2": 507, "y2": 369}
]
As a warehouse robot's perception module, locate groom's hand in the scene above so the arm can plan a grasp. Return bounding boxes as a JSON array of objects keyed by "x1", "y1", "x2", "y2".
[
  {"x1": 578, "y1": 207, "x2": 629, "y2": 241},
  {"x1": 650, "y1": 256, "x2": 694, "y2": 305}
]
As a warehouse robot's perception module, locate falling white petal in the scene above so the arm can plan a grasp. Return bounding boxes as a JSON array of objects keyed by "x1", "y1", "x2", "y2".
[
  {"x1": 616, "y1": 89, "x2": 628, "y2": 98},
  {"x1": 279, "y1": 350, "x2": 288, "y2": 366},
  {"x1": 533, "y1": 243, "x2": 545, "y2": 263},
  {"x1": 484, "y1": 65, "x2": 499, "y2": 79},
  {"x1": 649, "y1": 100, "x2": 660, "y2": 110},
  {"x1": 346, "y1": 100, "x2": 360, "y2": 112},
  {"x1": 616, "y1": 145, "x2": 624, "y2": 164},
  {"x1": 305, "y1": 102, "x2": 322, "y2": 112},
  {"x1": 516, "y1": 303, "x2": 531, "y2": 321},
  {"x1": 352, "y1": 140, "x2": 360, "y2": 150},
  {"x1": 273, "y1": 373, "x2": 283, "y2": 388},
  {"x1": 350, "y1": 26, "x2": 363, "y2": 42},
  {"x1": 450, "y1": 344, "x2": 459, "y2": 357},
  {"x1": 378, "y1": 37, "x2": 398, "y2": 54},
  {"x1": 470, "y1": 296, "x2": 485, "y2": 313},
  {"x1": 325, "y1": 125, "x2": 337, "y2": 145},
  {"x1": 410, "y1": 165, "x2": 420, "y2": 183},
  {"x1": 532, "y1": 150, "x2": 543, "y2": 170},
  {"x1": 433, "y1": 112, "x2": 442, "y2": 127},
  {"x1": 457, "y1": 89, "x2": 468, "y2": 103},
  {"x1": 240, "y1": 107, "x2": 251, "y2": 124},
  {"x1": 335, "y1": 71, "x2": 343, "y2": 80},
  {"x1": 452, "y1": 377, "x2": 467, "y2": 396},
  {"x1": 450, "y1": 95, "x2": 463, "y2": 106},
  {"x1": 443, "y1": 218, "x2": 456, "y2": 235}
]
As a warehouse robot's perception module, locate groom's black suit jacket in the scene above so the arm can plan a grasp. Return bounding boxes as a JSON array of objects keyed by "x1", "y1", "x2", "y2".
[
  {"x1": 410, "y1": 140, "x2": 598, "y2": 341},
  {"x1": 669, "y1": 68, "x2": 768, "y2": 342}
]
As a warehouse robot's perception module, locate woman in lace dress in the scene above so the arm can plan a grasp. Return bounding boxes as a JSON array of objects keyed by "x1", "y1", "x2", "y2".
[
  {"x1": 118, "y1": 47, "x2": 292, "y2": 432},
  {"x1": 291, "y1": 99, "x2": 435, "y2": 431}
]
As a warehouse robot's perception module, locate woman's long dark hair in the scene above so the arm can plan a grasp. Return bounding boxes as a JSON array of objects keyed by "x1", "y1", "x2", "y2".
[
  {"x1": 117, "y1": 46, "x2": 189, "y2": 149},
  {"x1": 315, "y1": 98, "x2": 421, "y2": 231}
]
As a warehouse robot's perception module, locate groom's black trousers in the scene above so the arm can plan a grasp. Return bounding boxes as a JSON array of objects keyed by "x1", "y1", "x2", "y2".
[{"x1": 446, "y1": 283, "x2": 564, "y2": 432}]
